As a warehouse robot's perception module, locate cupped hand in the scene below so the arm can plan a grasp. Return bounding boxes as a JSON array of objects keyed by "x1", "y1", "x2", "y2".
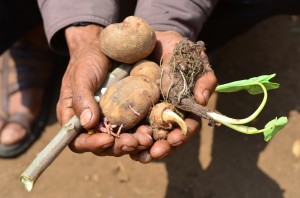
[
  {"x1": 57, "y1": 24, "x2": 110, "y2": 128},
  {"x1": 129, "y1": 31, "x2": 218, "y2": 163},
  {"x1": 61, "y1": 24, "x2": 154, "y2": 157},
  {"x1": 62, "y1": 27, "x2": 217, "y2": 161},
  {"x1": 69, "y1": 125, "x2": 154, "y2": 158}
]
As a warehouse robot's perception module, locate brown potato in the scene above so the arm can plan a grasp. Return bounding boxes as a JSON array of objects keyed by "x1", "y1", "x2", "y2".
[
  {"x1": 100, "y1": 75, "x2": 160, "y2": 130},
  {"x1": 130, "y1": 60, "x2": 161, "y2": 84},
  {"x1": 100, "y1": 16, "x2": 156, "y2": 64}
]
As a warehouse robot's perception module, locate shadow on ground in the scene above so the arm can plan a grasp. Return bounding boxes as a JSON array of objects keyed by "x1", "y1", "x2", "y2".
[{"x1": 162, "y1": 15, "x2": 300, "y2": 198}]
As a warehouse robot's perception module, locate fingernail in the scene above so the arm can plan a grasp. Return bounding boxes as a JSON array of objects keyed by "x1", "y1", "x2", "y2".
[
  {"x1": 171, "y1": 141, "x2": 183, "y2": 147},
  {"x1": 137, "y1": 145, "x2": 148, "y2": 150},
  {"x1": 147, "y1": 134, "x2": 153, "y2": 140},
  {"x1": 122, "y1": 145, "x2": 135, "y2": 152},
  {"x1": 80, "y1": 108, "x2": 92, "y2": 126},
  {"x1": 140, "y1": 151, "x2": 151, "y2": 162},
  {"x1": 102, "y1": 143, "x2": 113, "y2": 149},
  {"x1": 144, "y1": 126, "x2": 154, "y2": 136},
  {"x1": 158, "y1": 152, "x2": 169, "y2": 159}
]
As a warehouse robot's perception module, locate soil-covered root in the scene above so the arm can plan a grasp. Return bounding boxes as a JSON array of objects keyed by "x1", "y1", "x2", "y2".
[{"x1": 160, "y1": 38, "x2": 215, "y2": 126}]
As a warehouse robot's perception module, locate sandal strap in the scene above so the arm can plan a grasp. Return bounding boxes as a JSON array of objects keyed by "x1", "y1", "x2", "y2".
[{"x1": 6, "y1": 112, "x2": 33, "y2": 134}]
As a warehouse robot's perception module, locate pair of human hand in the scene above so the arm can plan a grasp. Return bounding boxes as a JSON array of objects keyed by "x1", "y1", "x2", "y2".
[{"x1": 56, "y1": 24, "x2": 217, "y2": 163}]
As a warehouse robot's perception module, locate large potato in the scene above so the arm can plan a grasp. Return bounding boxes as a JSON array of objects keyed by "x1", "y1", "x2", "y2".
[
  {"x1": 100, "y1": 75, "x2": 160, "y2": 130},
  {"x1": 100, "y1": 16, "x2": 156, "y2": 64}
]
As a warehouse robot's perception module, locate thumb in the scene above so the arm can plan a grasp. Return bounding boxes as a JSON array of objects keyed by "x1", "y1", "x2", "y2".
[
  {"x1": 71, "y1": 63, "x2": 110, "y2": 129},
  {"x1": 194, "y1": 70, "x2": 218, "y2": 106},
  {"x1": 72, "y1": 79, "x2": 102, "y2": 129}
]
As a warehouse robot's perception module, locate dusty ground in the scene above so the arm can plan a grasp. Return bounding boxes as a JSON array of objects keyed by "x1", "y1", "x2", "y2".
[{"x1": 1, "y1": 15, "x2": 300, "y2": 198}]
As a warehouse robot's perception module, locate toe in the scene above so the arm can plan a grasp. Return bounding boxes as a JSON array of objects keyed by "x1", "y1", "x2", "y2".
[{"x1": 0, "y1": 123, "x2": 27, "y2": 145}]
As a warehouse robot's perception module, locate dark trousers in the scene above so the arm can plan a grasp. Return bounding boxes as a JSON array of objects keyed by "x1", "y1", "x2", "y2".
[{"x1": 1, "y1": 0, "x2": 300, "y2": 54}]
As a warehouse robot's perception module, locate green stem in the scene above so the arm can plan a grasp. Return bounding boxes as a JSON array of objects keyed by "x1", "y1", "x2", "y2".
[
  {"x1": 208, "y1": 82, "x2": 267, "y2": 125},
  {"x1": 214, "y1": 120, "x2": 274, "y2": 135}
]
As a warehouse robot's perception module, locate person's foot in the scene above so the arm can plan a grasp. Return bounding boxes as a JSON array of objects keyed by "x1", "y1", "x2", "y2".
[
  {"x1": 0, "y1": 26, "x2": 60, "y2": 157},
  {"x1": 0, "y1": 88, "x2": 43, "y2": 145}
]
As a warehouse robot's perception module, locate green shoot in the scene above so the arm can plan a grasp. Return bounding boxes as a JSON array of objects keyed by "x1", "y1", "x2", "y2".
[{"x1": 207, "y1": 74, "x2": 288, "y2": 141}]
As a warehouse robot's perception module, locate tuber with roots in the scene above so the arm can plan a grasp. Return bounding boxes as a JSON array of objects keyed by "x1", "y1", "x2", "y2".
[
  {"x1": 98, "y1": 60, "x2": 162, "y2": 137},
  {"x1": 99, "y1": 75, "x2": 160, "y2": 136},
  {"x1": 160, "y1": 38, "x2": 214, "y2": 124},
  {"x1": 158, "y1": 38, "x2": 287, "y2": 141},
  {"x1": 149, "y1": 102, "x2": 187, "y2": 140}
]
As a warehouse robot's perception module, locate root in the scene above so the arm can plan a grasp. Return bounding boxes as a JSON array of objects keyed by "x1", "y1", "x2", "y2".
[
  {"x1": 159, "y1": 38, "x2": 215, "y2": 125},
  {"x1": 164, "y1": 39, "x2": 211, "y2": 104},
  {"x1": 177, "y1": 70, "x2": 188, "y2": 103},
  {"x1": 177, "y1": 98, "x2": 216, "y2": 127},
  {"x1": 97, "y1": 117, "x2": 122, "y2": 137},
  {"x1": 128, "y1": 103, "x2": 140, "y2": 116}
]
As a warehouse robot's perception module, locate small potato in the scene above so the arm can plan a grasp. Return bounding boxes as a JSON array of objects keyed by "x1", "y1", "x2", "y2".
[
  {"x1": 153, "y1": 129, "x2": 169, "y2": 141},
  {"x1": 130, "y1": 60, "x2": 161, "y2": 84},
  {"x1": 100, "y1": 75, "x2": 160, "y2": 130},
  {"x1": 100, "y1": 16, "x2": 156, "y2": 64}
]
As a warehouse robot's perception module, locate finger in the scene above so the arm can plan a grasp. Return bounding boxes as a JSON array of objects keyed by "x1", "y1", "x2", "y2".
[
  {"x1": 151, "y1": 31, "x2": 183, "y2": 63},
  {"x1": 72, "y1": 75, "x2": 102, "y2": 129},
  {"x1": 97, "y1": 125, "x2": 153, "y2": 156},
  {"x1": 71, "y1": 59, "x2": 110, "y2": 129},
  {"x1": 130, "y1": 150, "x2": 153, "y2": 164},
  {"x1": 148, "y1": 114, "x2": 200, "y2": 159},
  {"x1": 167, "y1": 113, "x2": 201, "y2": 146},
  {"x1": 69, "y1": 133, "x2": 114, "y2": 153},
  {"x1": 132, "y1": 125, "x2": 154, "y2": 150},
  {"x1": 56, "y1": 91, "x2": 75, "y2": 125},
  {"x1": 56, "y1": 69, "x2": 75, "y2": 125},
  {"x1": 117, "y1": 133, "x2": 139, "y2": 152},
  {"x1": 194, "y1": 70, "x2": 218, "y2": 106},
  {"x1": 149, "y1": 140, "x2": 172, "y2": 159},
  {"x1": 95, "y1": 133, "x2": 140, "y2": 156}
]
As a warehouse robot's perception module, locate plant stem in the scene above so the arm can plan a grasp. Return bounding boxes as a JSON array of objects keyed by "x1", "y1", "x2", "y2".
[
  {"x1": 20, "y1": 64, "x2": 132, "y2": 192},
  {"x1": 207, "y1": 82, "x2": 267, "y2": 125},
  {"x1": 207, "y1": 82, "x2": 271, "y2": 134},
  {"x1": 209, "y1": 119, "x2": 277, "y2": 135}
]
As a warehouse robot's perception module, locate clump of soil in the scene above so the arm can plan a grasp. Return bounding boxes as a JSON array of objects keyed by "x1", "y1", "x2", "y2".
[{"x1": 160, "y1": 38, "x2": 215, "y2": 124}]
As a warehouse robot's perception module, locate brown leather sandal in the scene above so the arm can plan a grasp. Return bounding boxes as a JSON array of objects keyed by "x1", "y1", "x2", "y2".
[{"x1": 0, "y1": 29, "x2": 60, "y2": 158}]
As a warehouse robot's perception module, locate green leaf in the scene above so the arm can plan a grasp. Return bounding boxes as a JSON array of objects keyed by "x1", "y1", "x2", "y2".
[
  {"x1": 263, "y1": 117, "x2": 288, "y2": 142},
  {"x1": 216, "y1": 74, "x2": 279, "y2": 94}
]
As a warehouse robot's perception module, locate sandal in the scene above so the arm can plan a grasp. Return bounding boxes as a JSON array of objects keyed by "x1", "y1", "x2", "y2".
[{"x1": 0, "y1": 29, "x2": 60, "y2": 158}]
